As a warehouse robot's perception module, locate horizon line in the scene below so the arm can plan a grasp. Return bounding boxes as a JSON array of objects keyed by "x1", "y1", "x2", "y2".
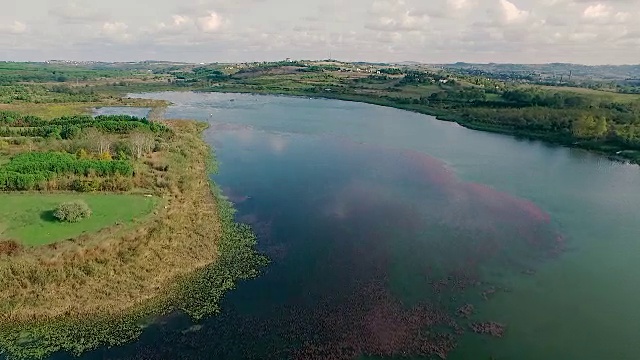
[{"x1": 2, "y1": 59, "x2": 640, "y2": 67}]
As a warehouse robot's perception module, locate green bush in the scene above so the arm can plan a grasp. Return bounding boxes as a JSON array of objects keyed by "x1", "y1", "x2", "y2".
[
  {"x1": 100, "y1": 175, "x2": 133, "y2": 191},
  {"x1": 0, "y1": 113, "x2": 170, "y2": 138},
  {"x1": 1, "y1": 152, "x2": 134, "y2": 177},
  {"x1": 53, "y1": 200, "x2": 92, "y2": 223},
  {"x1": 72, "y1": 178, "x2": 101, "y2": 192}
]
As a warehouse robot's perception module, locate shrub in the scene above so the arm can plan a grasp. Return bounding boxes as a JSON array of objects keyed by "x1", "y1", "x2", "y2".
[
  {"x1": 76, "y1": 148, "x2": 90, "y2": 159},
  {"x1": 98, "y1": 152, "x2": 112, "y2": 160},
  {"x1": 145, "y1": 159, "x2": 169, "y2": 172},
  {"x1": 53, "y1": 200, "x2": 92, "y2": 223},
  {"x1": 100, "y1": 175, "x2": 132, "y2": 191},
  {"x1": 72, "y1": 178, "x2": 101, "y2": 192}
]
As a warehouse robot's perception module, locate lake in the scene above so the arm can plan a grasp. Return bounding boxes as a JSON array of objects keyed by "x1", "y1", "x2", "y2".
[
  {"x1": 92, "y1": 106, "x2": 151, "y2": 118},
  {"x1": 87, "y1": 92, "x2": 640, "y2": 359}
]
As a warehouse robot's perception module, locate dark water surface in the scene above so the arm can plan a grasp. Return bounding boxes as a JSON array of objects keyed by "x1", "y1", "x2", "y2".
[{"x1": 86, "y1": 93, "x2": 640, "y2": 359}]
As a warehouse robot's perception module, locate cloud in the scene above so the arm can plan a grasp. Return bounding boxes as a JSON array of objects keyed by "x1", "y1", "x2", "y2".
[
  {"x1": 448, "y1": 0, "x2": 473, "y2": 11},
  {"x1": 366, "y1": 0, "x2": 429, "y2": 31},
  {"x1": 3, "y1": 21, "x2": 28, "y2": 34},
  {"x1": 366, "y1": 13, "x2": 429, "y2": 31},
  {"x1": 196, "y1": 12, "x2": 224, "y2": 32},
  {"x1": 1, "y1": 0, "x2": 640, "y2": 64},
  {"x1": 580, "y1": 2, "x2": 632, "y2": 24},
  {"x1": 101, "y1": 22, "x2": 131, "y2": 42},
  {"x1": 499, "y1": 0, "x2": 529, "y2": 23},
  {"x1": 102, "y1": 22, "x2": 128, "y2": 35},
  {"x1": 613, "y1": 11, "x2": 630, "y2": 22},
  {"x1": 568, "y1": 32, "x2": 598, "y2": 42},
  {"x1": 154, "y1": 15, "x2": 193, "y2": 34},
  {"x1": 583, "y1": 3, "x2": 610, "y2": 18},
  {"x1": 49, "y1": 2, "x2": 107, "y2": 24},
  {"x1": 172, "y1": 15, "x2": 190, "y2": 27}
]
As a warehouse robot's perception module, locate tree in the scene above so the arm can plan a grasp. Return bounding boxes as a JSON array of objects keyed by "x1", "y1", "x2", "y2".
[
  {"x1": 572, "y1": 115, "x2": 597, "y2": 139},
  {"x1": 594, "y1": 116, "x2": 608, "y2": 138},
  {"x1": 53, "y1": 201, "x2": 92, "y2": 222},
  {"x1": 61, "y1": 125, "x2": 81, "y2": 139},
  {"x1": 82, "y1": 128, "x2": 112, "y2": 154},
  {"x1": 97, "y1": 134, "x2": 113, "y2": 154},
  {"x1": 572, "y1": 115, "x2": 607, "y2": 139},
  {"x1": 129, "y1": 130, "x2": 154, "y2": 159}
]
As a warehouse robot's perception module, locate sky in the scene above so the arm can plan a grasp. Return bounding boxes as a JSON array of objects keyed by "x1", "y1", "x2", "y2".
[{"x1": 1, "y1": 0, "x2": 639, "y2": 64}]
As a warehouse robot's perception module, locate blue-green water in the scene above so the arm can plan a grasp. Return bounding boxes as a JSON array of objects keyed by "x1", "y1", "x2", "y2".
[{"x1": 87, "y1": 92, "x2": 640, "y2": 359}]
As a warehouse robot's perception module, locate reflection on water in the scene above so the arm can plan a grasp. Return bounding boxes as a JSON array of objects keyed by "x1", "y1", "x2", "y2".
[{"x1": 67, "y1": 121, "x2": 560, "y2": 360}]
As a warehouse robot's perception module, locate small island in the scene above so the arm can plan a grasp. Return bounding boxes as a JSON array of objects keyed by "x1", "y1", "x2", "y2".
[{"x1": 0, "y1": 109, "x2": 267, "y2": 359}]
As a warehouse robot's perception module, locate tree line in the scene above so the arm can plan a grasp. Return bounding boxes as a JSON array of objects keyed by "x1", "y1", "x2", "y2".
[
  {"x1": 0, "y1": 113, "x2": 169, "y2": 139},
  {"x1": 0, "y1": 152, "x2": 133, "y2": 191}
]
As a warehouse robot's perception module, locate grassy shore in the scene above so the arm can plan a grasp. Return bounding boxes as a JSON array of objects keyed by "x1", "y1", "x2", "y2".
[{"x1": 0, "y1": 120, "x2": 267, "y2": 360}]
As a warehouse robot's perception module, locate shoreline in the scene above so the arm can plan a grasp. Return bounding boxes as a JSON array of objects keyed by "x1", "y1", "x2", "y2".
[
  {"x1": 193, "y1": 86, "x2": 640, "y2": 166},
  {"x1": 0, "y1": 120, "x2": 267, "y2": 360}
]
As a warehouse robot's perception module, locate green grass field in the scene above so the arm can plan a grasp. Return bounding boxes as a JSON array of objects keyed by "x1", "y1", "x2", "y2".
[{"x1": 0, "y1": 193, "x2": 158, "y2": 246}]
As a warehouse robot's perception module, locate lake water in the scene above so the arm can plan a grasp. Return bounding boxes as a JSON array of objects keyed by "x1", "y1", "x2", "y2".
[
  {"x1": 89, "y1": 92, "x2": 640, "y2": 359},
  {"x1": 93, "y1": 106, "x2": 151, "y2": 118}
]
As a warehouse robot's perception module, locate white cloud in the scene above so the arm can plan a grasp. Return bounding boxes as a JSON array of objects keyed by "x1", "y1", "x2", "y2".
[
  {"x1": 613, "y1": 11, "x2": 630, "y2": 22},
  {"x1": 102, "y1": 22, "x2": 127, "y2": 35},
  {"x1": 0, "y1": 21, "x2": 27, "y2": 35},
  {"x1": 366, "y1": 0, "x2": 429, "y2": 31},
  {"x1": 196, "y1": 12, "x2": 224, "y2": 33},
  {"x1": 172, "y1": 15, "x2": 190, "y2": 27},
  {"x1": 9, "y1": 21, "x2": 27, "y2": 34},
  {"x1": 366, "y1": 13, "x2": 429, "y2": 31},
  {"x1": 101, "y1": 22, "x2": 131, "y2": 42},
  {"x1": 583, "y1": 3, "x2": 610, "y2": 18},
  {"x1": 448, "y1": 0, "x2": 472, "y2": 11},
  {"x1": 154, "y1": 15, "x2": 193, "y2": 34},
  {"x1": 500, "y1": 0, "x2": 529, "y2": 23},
  {"x1": 580, "y1": 3, "x2": 632, "y2": 24},
  {"x1": 1, "y1": 0, "x2": 639, "y2": 64}
]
